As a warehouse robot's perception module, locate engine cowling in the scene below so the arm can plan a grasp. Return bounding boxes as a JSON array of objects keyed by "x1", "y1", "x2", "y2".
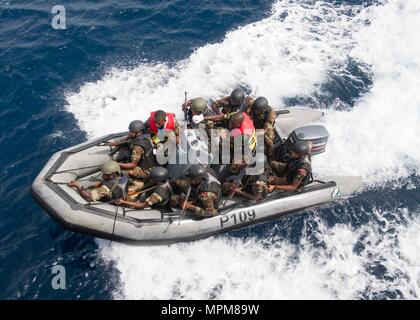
[{"x1": 275, "y1": 125, "x2": 329, "y2": 161}]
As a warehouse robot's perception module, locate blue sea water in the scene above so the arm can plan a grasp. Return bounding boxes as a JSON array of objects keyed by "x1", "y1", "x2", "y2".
[{"x1": 0, "y1": 0, "x2": 419, "y2": 299}]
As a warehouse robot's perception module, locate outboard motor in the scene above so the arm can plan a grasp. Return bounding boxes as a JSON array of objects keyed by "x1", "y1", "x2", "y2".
[{"x1": 275, "y1": 125, "x2": 329, "y2": 162}]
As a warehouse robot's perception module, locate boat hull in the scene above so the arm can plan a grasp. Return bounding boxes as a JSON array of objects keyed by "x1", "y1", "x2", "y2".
[{"x1": 32, "y1": 133, "x2": 362, "y2": 244}]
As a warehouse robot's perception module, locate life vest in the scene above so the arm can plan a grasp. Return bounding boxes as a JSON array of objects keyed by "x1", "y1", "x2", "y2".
[
  {"x1": 231, "y1": 112, "x2": 257, "y2": 152},
  {"x1": 102, "y1": 174, "x2": 130, "y2": 200},
  {"x1": 129, "y1": 134, "x2": 156, "y2": 170},
  {"x1": 284, "y1": 156, "x2": 312, "y2": 188},
  {"x1": 148, "y1": 112, "x2": 175, "y2": 134}
]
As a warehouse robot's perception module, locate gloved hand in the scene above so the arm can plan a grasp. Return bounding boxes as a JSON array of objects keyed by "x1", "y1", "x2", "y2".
[{"x1": 192, "y1": 114, "x2": 204, "y2": 124}]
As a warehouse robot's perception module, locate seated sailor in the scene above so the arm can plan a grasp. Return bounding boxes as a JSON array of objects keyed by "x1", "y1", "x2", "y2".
[
  {"x1": 268, "y1": 141, "x2": 313, "y2": 193},
  {"x1": 184, "y1": 97, "x2": 229, "y2": 157},
  {"x1": 145, "y1": 109, "x2": 180, "y2": 145},
  {"x1": 115, "y1": 166, "x2": 172, "y2": 209},
  {"x1": 67, "y1": 161, "x2": 142, "y2": 203},
  {"x1": 221, "y1": 163, "x2": 269, "y2": 202},
  {"x1": 227, "y1": 112, "x2": 257, "y2": 174},
  {"x1": 245, "y1": 97, "x2": 277, "y2": 160},
  {"x1": 202, "y1": 89, "x2": 254, "y2": 129},
  {"x1": 183, "y1": 97, "x2": 216, "y2": 134},
  {"x1": 104, "y1": 120, "x2": 144, "y2": 149},
  {"x1": 170, "y1": 164, "x2": 221, "y2": 218},
  {"x1": 107, "y1": 120, "x2": 156, "y2": 184}
]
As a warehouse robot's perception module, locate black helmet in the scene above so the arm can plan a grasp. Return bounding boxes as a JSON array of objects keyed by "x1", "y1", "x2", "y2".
[
  {"x1": 150, "y1": 167, "x2": 169, "y2": 182},
  {"x1": 252, "y1": 97, "x2": 269, "y2": 114},
  {"x1": 187, "y1": 164, "x2": 207, "y2": 180},
  {"x1": 291, "y1": 141, "x2": 311, "y2": 155},
  {"x1": 230, "y1": 88, "x2": 245, "y2": 103},
  {"x1": 128, "y1": 120, "x2": 145, "y2": 132}
]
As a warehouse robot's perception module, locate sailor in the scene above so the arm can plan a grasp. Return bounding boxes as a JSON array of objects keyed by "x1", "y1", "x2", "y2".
[
  {"x1": 268, "y1": 141, "x2": 313, "y2": 193},
  {"x1": 145, "y1": 110, "x2": 180, "y2": 145},
  {"x1": 221, "y1": 171, "x2": 269, "y2": 201},
  {"x1": 184, "y1": 96, "x2": 228, "y2": 155},
  {"x1": 115, "y1": 167, "x2": 172, "y2": 209},
  {"x1": 228, "y1": 112, "x2": 257, "y2": 174},
  {"x1": 170, "y1": 164, "x2": 221, "y2": 218},
  {"x1": 109, "y1": 120, "x2": 156, "y2": 185},
  {"x1": 104, "y1": 120, "x2": 143, "y2": 149},
  {"x1": 67, "y1": 161, "x2": 141, "y2": 203},
  {"x1": 245, "y1": 97, "x2": 277, "y2": 160},
  {"x1": 205, "y1": 89, "x2": 254, "y2": 128},
  {"x1": 183, "y1": 97, "x2": 216, "y2": 133},
  {"x1": 211, "y1": 88, "x2": 250, "y2": 115}
]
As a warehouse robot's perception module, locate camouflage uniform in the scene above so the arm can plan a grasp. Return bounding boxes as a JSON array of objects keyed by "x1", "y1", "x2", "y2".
[
  {"x1": 126, "y1": 179, "x2": 146, "y2": 201},
  {"x1": 222, "y1": 171, "x2": 268, "y2": 199},
  {"x1": 145, "y1": 191, "x2": 164, "y2": 207},
  {"x1": 269, "y1": 157, "x2": 311, "y2": 187},
  {"x1": 212, "y1": 96, "x2": 254, "y2": 128},
  {"x1": 143, "y1": 183, "x2": 172, "y2": 208},
  {"x1": 170, "y1": 178, "x2": 220, "y2": 218},
  {"x1": 212, "y1": 96, "x2": 235, "y2": 116},
  {"x1": 90, "y1": 174, "x2": 142, "y2": 202},
  {"x1": 90, "y1": 185, "x2": 113, "y2": 202}
]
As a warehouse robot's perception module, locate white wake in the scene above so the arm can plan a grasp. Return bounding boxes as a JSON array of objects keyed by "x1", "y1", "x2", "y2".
[{"x1": 66, "y1": 0, "x2": 420, "y2": 299}]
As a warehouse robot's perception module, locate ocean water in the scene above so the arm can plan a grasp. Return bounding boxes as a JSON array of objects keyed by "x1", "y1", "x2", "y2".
[{"x1": 0, "y1": 0, "x2": 419, "y2": 299}]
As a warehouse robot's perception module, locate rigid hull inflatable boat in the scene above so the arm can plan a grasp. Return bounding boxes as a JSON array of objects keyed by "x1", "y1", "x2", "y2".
[{"x1": 32, "y1": 108, "x2": 363, "y2": 244}]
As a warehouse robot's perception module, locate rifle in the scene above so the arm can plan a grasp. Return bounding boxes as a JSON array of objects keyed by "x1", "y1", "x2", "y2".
[
  {"x1": 222, "y1": 169, "x2": 246, "y2": 207},
  {"x1": 97, "y1": 140, "x2": 128, "y2": 160},
  {"x1": 85, "y1": 184, "x2": 158, "y2": 207},
  {"x1": 183, "y1": 91, "x2": 188, "y2": 121},
  {"x1": 124, "y1": 184, "x2": 157, "y2": 200},
  {"x1": 178, "y1": 186, "x2": 192, "y2": 225}
]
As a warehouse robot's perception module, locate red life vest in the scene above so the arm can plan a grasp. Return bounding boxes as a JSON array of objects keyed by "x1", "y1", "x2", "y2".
[
  {"x1": 231, "y1": 113, "x2": 257, "y2": 151},
  {"x1": 149, "y1": 112, "x2": 176, "y2": 134},
  {"x1": 231, "y1": 113, "x2": 255, "y2": 137}
]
